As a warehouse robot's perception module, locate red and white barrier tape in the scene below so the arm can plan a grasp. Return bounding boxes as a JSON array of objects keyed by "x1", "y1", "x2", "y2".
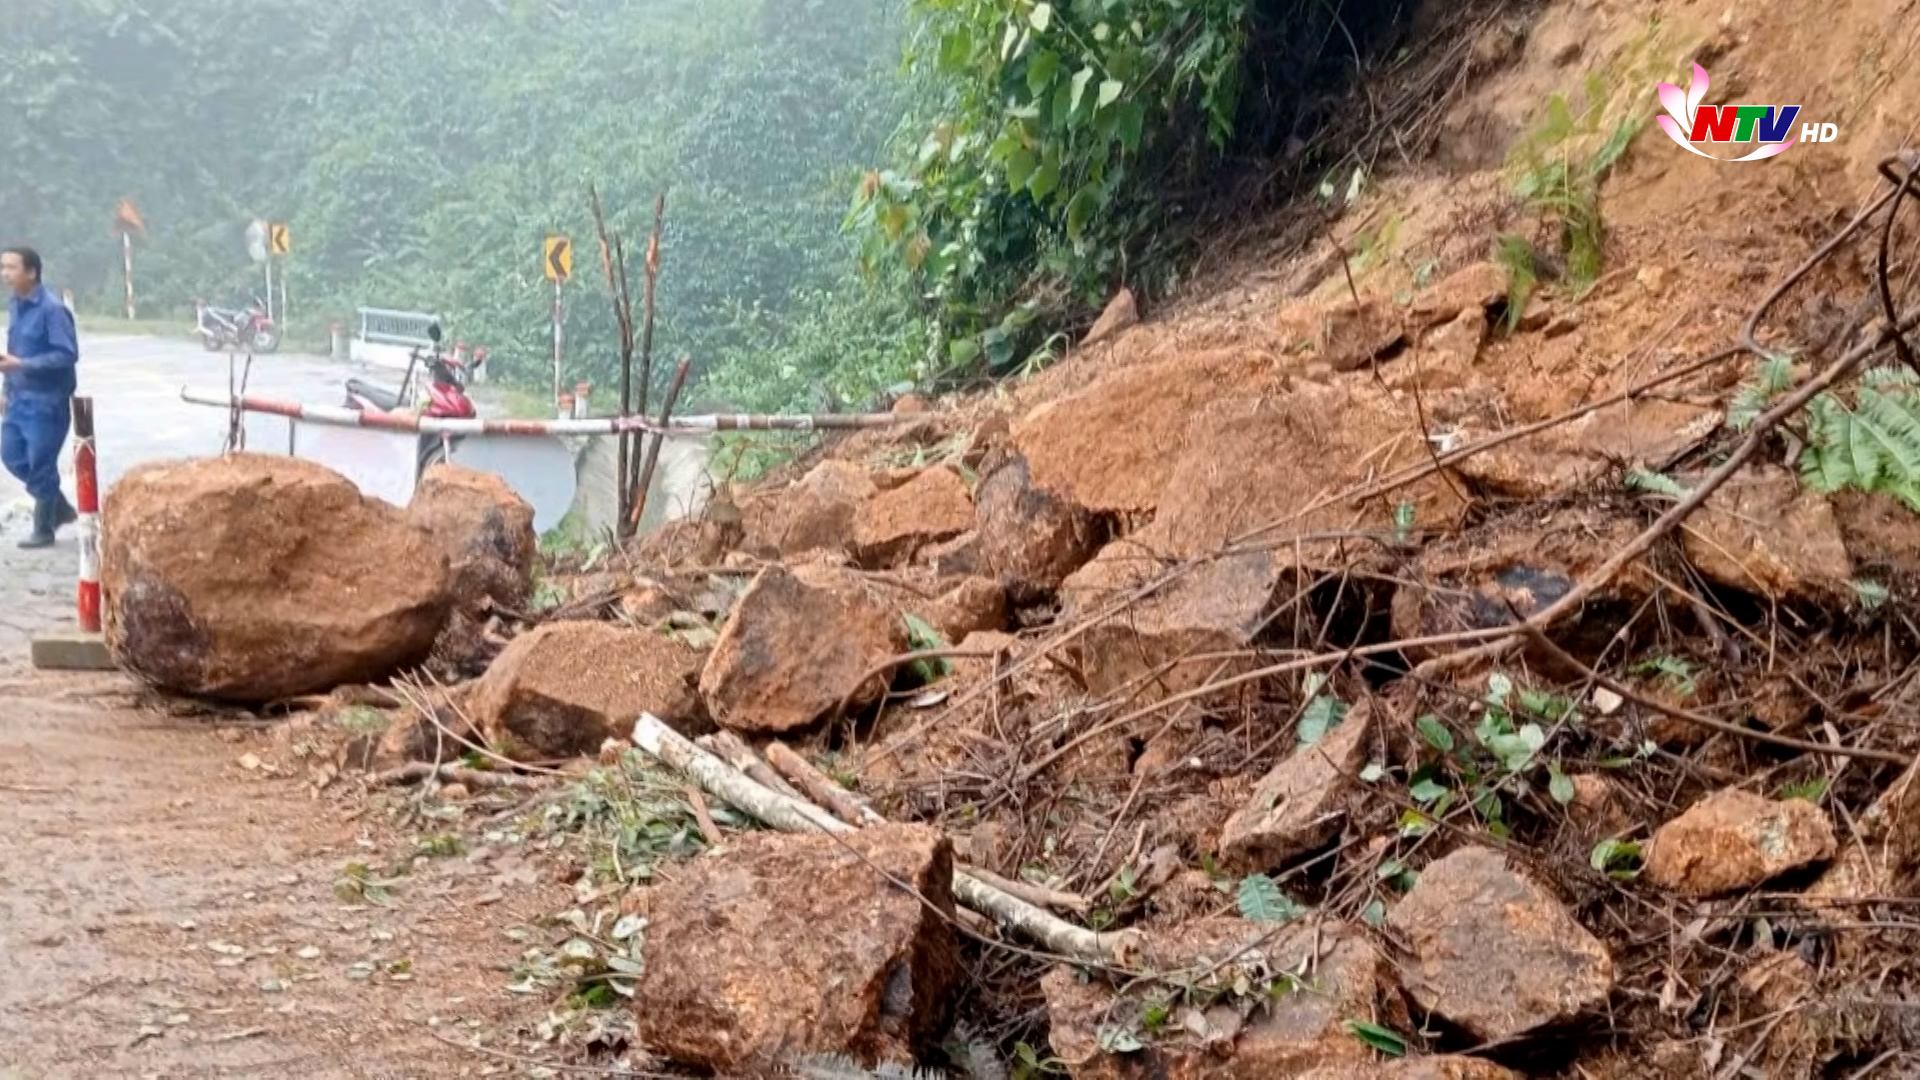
[{"x1": 178, "y1": 387, "x2": 904, "y2": 435}]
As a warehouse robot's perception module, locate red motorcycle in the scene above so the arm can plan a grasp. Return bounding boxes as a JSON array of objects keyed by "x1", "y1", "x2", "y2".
[
  {"x1": 343, "y1": 323, "x2": 485, "y2": 470},
  {"x1": 195, "y1": 295, "x2": 280, "y2": 354}
]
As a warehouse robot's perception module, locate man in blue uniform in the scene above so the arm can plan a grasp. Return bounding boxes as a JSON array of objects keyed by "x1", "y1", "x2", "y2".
[{"x1": 0, "y1": 247, "x2": 80, "y2": 549}]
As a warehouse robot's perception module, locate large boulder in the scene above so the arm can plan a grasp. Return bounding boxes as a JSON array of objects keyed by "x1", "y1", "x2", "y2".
[
  {"x1": 468, "y1": 621, "x2": 705, "y2": 760},
  {"x1": 699, "y1": 564, "x2": 909, "y2": 733},
  {"x1": 407, "y1": 463, "x2": 536, "y2": 611},
  {"x1": 102, "y1": 454, "x2": 451, "y2": 702},
  {"x1": 1387, "y1": 846, "x2": 1614, "y2": 1041},
  {"x1": 631, "y1": 824, "x2": 961, "y2": 1071},
  {"x1": 751, "y1": 459, "x2": 877, "y2": 558}
]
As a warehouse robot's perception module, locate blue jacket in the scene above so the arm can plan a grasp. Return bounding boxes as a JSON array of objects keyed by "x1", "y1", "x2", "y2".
[{"x1": 5, "y1": 285, "x2": 79, "y2": 401}]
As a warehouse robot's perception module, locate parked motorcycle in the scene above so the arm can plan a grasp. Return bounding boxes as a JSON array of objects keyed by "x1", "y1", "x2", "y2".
[
  {"x1": 342, "y1": 323, "x2": 484, "y2": 472},
  {"x1": 195, "y1": 296, "x2": 280, "y2": 354}
]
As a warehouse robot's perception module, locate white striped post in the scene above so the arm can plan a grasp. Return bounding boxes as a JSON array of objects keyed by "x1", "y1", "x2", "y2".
[{"x1": 73, "y1": 397, "x2": 101, "y2": 633}]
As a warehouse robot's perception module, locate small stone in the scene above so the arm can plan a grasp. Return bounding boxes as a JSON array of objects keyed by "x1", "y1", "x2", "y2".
[
  {"x1": 468, "y1": 621, "x2": 705, "y2": 760},
  {"x1": 973, "y1": 454, "x2": 1098, "y2": 603},
  {"x1": 439, "y1": 783, "x2": 471, "y2": 801},
  {"x1": 238, "y1": 753, "x2": 263, "y2": 772},
  {"x1": 1591, "y1": 687, "x2": 1625, "y2": 715},
  {"x1": 1636, "y1": 265, "x2": 1668, "y2": 292},
  {"x1": 1387, "y1": 846, "x2": 1614, "y2": 1041},
  {"x1": 1646, "y1": 788, "x2": 1837, "y2": 897},
  {"x1": 1408, "y1": 261, "x2": 1508, "y2": 328},
  {"x1": 1082, "y1": 287, "x2": 1140, "y2": 346},
  {"x1": 1219, "y1": 703, "x2": 1374, "y2": 870}
]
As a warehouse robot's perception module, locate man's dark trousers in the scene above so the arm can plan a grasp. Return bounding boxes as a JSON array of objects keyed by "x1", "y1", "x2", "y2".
[{"x1": 2, "y1": 393, "x2": 71, "y2": 504}]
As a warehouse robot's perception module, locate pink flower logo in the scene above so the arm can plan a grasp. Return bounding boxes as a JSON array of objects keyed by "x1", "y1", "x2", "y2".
[{"x1": 1655, "y1": 63, "x2": 1799, "y2": 162}]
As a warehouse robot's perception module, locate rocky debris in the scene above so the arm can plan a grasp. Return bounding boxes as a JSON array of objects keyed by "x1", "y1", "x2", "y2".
[
  {"x1": 1830, "y1": 489, "x2": 1920, "y2": 581},
  {"x1": 1387, "y1": 846, "x2": 1614, "y2": 1041},
  {"x1": 921, "y1": 529, "x2": 989, "y2": 578},
  {"x1": 1276, "y1": 295, "x2": 1408, "y2": 373},
  {"x1": 1565, "y1": 773, "x2": 1633, "y2": 845},
  {"x1": 1420, "y1": 305, "x2": 1488, "y2": 369},
  {"x1": 913, "y1": 576, "x2": 1007, "y2": 643},
  {"x1": 1390, "y1": 507, "x2": 1649, "y2": 667},
  {"x1": 1083, "y1": 287, "x2": 1140, "y2": 346},
  {"x1": 408, "y1": 463, "x2": 537, "y2": 611},
  {"x1": 973, "y1": 453, "x2": 1099, "y2": 602},
  {"x1": 852, "y1": 465, "x2": 974, "y2": 567},
  {"x1": 1145, "y1": 383, "x2": 1468, "y2": 557},
  {"x1": 1408, "y1": 261, "x2": 1508, "y2": 328},
  {"x1": 699, "y1": 564, "x2": 909, "y2": 733},
  {"x1": 1297, "y1": 1058, "x2": 1521, "y2": 1080},
  {"x1": 753, "y1": 459, "x2": 877, "y2": 558},
  {"x1": 1680, "y1": 467, "x2": 1853, "y2": 604},
  {"x1": 1042, "y1": 918, "x2": 1390, "y2": 1079},
  {"x1": 1456, "y1": 399, "x2": 1721, "y2": 500},
  {"x1": 1068, "y1": 547, "x2": 1284, "y2": 702},
  {"x1": 618, "y1": 578, "x2": 684, "y2": 627},
  {"x1": 101, "y1": 454, "x2": 451, "y2": 702},
  {"x1": 1812, "y1": 757, "x2": 1920, "y2": 901},
  {"x1": 1645, "y1": 788, "x2": 1836, "y2": 897},
  {"x1": 468, "y1": 621, "x2": 705, "y2": 760},
  {"x1": 1219, "y1": 701, "x2": 1374, "y2": 870},
  {"x1": 1013, "y1": 351, "x2": 1255, "y2": 515},
  {"x1": 630, "y1": 824, "x2": 960, "y2": 1071}
]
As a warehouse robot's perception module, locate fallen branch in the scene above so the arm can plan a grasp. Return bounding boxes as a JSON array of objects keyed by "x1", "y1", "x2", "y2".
[
  {"x1": 700, "y1": 730, "x2": 808, "y2": 802},
  {"x1": 960, "y1": 864, "x2": 1091, "y2": 916},
  {"x1": 764, "y1": 741, "x2": 885, "y2": 826},
  {"x1": 369, "y1": 762, "x2": 550, "y2": 791},
  {"x1": 634, "y1": 713, "x2": 1134, "y2": 965}
]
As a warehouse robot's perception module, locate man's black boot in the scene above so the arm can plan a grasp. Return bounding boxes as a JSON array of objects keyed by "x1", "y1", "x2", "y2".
[
  {"x1": 53, "y1": 493, "x2": 77, "y2": 531},
  {"x1": 17, "y1": 499, "x2": 54, "y2": 550}
]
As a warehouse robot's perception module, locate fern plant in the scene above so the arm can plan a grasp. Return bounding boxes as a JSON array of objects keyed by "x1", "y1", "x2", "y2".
[
  {"x1": 1728, "y1": 354, "x2": 1797, "y2": 430},
  {"x1": 1800, "y1": 368, "x2": 1920, "y2": 510}
]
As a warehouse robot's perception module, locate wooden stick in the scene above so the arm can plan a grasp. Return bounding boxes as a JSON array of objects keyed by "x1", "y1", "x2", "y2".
[
  {"x1": 700, "y1": 731, "x2": 807, "y2": 802},
  {"x1": 627, "y1": 356, "x2": 692, "y2": 534},
  {"x1": 684, "y1": 786, "x2": 724, "y2": 847},
  {"x1": 369, "y1": 762, "x2": 549, "y2": 791},
  {"x1": 960, "y1": 864, "x2": 1091, "y2": 916},
  {"x1": 634, "y1": 714, "x2": 1133, "y2": 965},
  {"x1": 764, "y1": 741, "x2": 885, "y2": 827}
]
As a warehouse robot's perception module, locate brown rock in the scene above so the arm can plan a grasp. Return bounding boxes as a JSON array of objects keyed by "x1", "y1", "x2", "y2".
[
  {"x1": 1423, "y1": 305, "x2": 1487, "y2": 368},
  {"x1": 1408, "y1": 261, "x2": 1508, "y2": 328},
  {"x1": 1069, "y1": 547, "x2": 1284, "y2": 702},
  {"x1": 852, "y1": 466, "x2": 974, "y2": 567},
  {"x1": 1387, "y1": 846, "x2": 1614, "y2": 1041},
  {"x1": 1831, "y1": 489, "x2": 1920, "y2": 581},
  {"x1": 1013, "y1": 352, "x2": 1251, "y2": 515},
  {"x1": 1458, "y1": 400, "x2": 1721, "y2": 500},
  {"x1": 1083, "y1": 287, "x2": 1140, "y2": 347},
  {"x1": 469, "y1": 621, "x2": 704, "y2": 760},
  {"x1": 766, "y1": 460, "x2": 877, "y2": 557},
  {"x1": 974, "y1": 454, "x2": 1099, "y2": 601},
  {"x1": 1645, "y1": 788, "x2": 1837, "y2": 897},
  {"x1": 1220, "y1": 702, "x2": 1374, "y2": 870},
  {"x1": 700, "y1": 564, "x2": 909, "y2": 733},
  {"x1": 619, "y1": 579, "x2": 683, "y2": 627},
  {"x1": 1275, "y1": 295, "x2": 1407, "y2": 373},
  {"x1": 631, "y1": 824, "x2": 960, "y2": 1071},
  {"x1": 1043, "y1": 918, "x2": 1389, "y2": 1079},
  {"x1": 1681, "y1": 467, "x2": 1853, "y2": 604},
  {"x1": 408, "y1": 463, "x2": 537, "y2": 611},
  {"x1": 1297, "y1": 1058, "x2": 1520, "y2": 1080},
  {"x1": 1148, "y1": 385, "x2": 1468, "y2": 558},
  {"x1": 891, "y1": 393, "x2": 931, "y2": 414},
  {"x1": 102, "y1": 454, "x2": 451, "y2": 702},
  {"x1": 1812, "y1": 756, "x2": 1920, "y2": 901},
  {"x1": 921, "y1": 529, "x2": 989, "y2": 579},
  {"x1": 916, "y1": 577, "x2": 1006, "y2": 642}
]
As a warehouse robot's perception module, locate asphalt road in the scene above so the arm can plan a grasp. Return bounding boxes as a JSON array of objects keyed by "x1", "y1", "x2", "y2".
[{"x1": 0, "y1": 334, "x2": 369, "y2": 652}]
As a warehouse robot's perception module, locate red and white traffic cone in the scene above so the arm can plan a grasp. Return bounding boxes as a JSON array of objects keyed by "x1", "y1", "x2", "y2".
[{"x1": 73, "y1": 397, "x2": 101, "y2": 634}]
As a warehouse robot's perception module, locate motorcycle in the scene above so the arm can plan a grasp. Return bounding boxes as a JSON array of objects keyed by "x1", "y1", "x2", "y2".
[
  {"x1": 195, "y1": 296, "x2": 280, "y2": 354},
  {"x1": 342, "y1": 323, "x2": 484, "y2": 472}
]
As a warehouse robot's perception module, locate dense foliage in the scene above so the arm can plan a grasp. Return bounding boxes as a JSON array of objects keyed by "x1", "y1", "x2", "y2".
[
  {"x1": 2, "y1": 0, "x2": 1383, "y2": 407},
  {"x1": 0, "y1": 0, "x2": 913, "y2": 406}
]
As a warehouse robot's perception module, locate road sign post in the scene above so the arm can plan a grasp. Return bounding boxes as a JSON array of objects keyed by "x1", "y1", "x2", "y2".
[
  {"x1": 544, "y1": 235, "x2": 573, "y2": 416},
  {"x1": 269, "y1": 223, "x2": 291, "y2": 323},
  {"x1": 114, "y1": 199, "x2": 144, "y2": 321}
]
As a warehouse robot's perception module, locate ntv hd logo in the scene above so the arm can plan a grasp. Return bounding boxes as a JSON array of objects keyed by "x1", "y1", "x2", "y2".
[{"x1": 1655, "y1": 63, "x2": 1838, "y2": 162}]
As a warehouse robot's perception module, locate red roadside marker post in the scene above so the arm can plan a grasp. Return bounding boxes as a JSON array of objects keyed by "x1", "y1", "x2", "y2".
[{"x1": 30, "y1": 396, "x2": 115, "y2": 671}]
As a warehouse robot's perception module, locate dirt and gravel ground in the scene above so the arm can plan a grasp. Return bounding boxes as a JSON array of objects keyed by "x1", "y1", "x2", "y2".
[{"x1": 0, "y1": 399, "x2": 554, "y2": 1078}]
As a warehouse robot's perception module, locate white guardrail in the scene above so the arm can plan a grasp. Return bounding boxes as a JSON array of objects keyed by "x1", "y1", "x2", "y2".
[{"x1": 350, "y1": 307, "x2": 442, "y2": 370}]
